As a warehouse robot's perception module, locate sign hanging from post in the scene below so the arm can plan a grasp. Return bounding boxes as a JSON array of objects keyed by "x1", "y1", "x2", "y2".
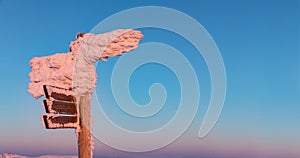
[
  {"x1": 43, "y1": 85, "x2": 75, "y2": 102},
  {"x1": 42, "y1": 114, "x2": 78, "y2": 129},
  {"x1": 42, "y1": 85, "x2": 78, "y2": 129},
  {"x1": 43, "y1": 99, "x2": 77, "y2": 115}
]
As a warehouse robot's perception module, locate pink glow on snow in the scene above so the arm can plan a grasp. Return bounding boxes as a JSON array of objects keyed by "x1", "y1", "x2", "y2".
[{"x1": 28, "y1": 29, "x2": 143, "y2": 98}]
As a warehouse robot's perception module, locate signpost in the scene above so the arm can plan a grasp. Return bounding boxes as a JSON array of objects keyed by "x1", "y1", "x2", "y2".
[{"x1": 28, "y1": 29, "x2": 144, "y2": 158}]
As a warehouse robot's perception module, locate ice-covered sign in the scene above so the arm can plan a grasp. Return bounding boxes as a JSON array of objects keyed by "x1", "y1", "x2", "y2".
[
  {"x1": 28, "y1": 29, "x2": 144, "y2": 158},
  {"x1": 43, "y1": 85, "x2": 75, "y2": 102},
  {"x1": 28, "y1": 29, "x2": 143, "y2": 98},
  {"x1": 43, "y1": 99, "x2": 77, "y2": 115},
  {"x1": 42, "y1": 85, "x2": 78, "y2": 128},
  {"x1": 42, "y1": 114, "x2": 77, "y2": 129}
]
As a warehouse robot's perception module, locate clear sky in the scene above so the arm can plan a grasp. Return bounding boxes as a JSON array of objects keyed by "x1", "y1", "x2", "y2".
[{"x1": 0, "y1": 0, "x2": 299, "y2": 158}]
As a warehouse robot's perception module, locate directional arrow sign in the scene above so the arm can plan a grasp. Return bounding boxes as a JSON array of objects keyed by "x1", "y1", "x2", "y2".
[
  {"x1": 43, "y1": 85, "x2": 75, "y2": 102},
  {"x1": 42, "y1": 114, "x2": 77, "y2": 129},
  {"x1": 43, "y1": 99, "x2": 77, "y2": 115}
]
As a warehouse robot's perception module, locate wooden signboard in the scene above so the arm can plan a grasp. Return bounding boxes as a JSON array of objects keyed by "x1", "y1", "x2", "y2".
[
  {"x1": 43, "y1": 85, "x2": 75, "y2": 102},
  {"x1": 43, "y1": 99, "x2": 77, "y2": 115},
  {"x1": 42, "y1": 114, "x2": 77, "y2": 129},
  {"x1": 42, "y1": 85, "x2": 78, "y2": 129}
]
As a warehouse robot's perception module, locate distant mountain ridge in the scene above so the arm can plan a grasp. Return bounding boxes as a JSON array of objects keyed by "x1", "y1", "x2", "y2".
[{"x1": 0, "y1": 153, "x2": 77, "y2": 158}]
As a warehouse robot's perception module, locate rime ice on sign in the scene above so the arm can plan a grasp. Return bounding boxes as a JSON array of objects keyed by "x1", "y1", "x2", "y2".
[
  {"x1": 42, "y1": 114, "x2": 78, "y2": 129},
  {"x1": 43, "y1": 85, "x2": 75, "y2": 102},
  {"x1": 72, "y1": 29, "x2": 144, "y2": 96},
  {"x1": 42, "y1": 85, "x2": 78, "y2": 129},
  {"x1": 28, "y1": 29, "x2": 144, "y2": 158},
  {"x1": 43, "y1": 99, "x2": 77, "y2": 115},
  {"x1": 28, "y1": 29, "x2": 144, "y2": 98}
]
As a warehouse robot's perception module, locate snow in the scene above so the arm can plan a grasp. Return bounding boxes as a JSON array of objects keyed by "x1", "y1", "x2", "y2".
[
  {"x1": 72, "y1": 29, "x2": 143, "y2": 96},
  {"x1": 28, "y1": 29, "x2": 143, "y2": 98},
  {"x1": 0, "y1": 153, "x2": 77, "y2": 158}
]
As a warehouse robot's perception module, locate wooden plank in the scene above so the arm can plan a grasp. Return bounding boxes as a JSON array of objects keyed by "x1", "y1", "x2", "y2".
[
  {"x1": 43, "y1": 99, "x2": 77, "y2": 115},
  {"x1": 42, "y1": 114, "x2": 77, "y2": 129},
  {"x1": 43, "y1": 85, "x2": 75, "y2": 102}
]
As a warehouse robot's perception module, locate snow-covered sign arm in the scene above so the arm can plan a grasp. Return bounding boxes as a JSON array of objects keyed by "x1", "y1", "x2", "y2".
[{"x1": 28, "y1": 29, "x2": 143, "y2": 98}]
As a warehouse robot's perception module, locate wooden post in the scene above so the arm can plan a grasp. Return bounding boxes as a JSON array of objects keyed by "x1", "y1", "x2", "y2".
[{"x1": 78, "y1": 94, "x2": 92, "y2": 158}]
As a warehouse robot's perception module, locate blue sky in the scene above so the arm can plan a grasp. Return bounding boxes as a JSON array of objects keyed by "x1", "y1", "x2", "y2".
[{"x1": 0, "y1": 0, "x2": 299, "y2": 158}]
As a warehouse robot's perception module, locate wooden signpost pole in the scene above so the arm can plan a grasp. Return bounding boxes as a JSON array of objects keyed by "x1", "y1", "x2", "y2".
[{"x1": 78, "y1": 94, "x2": 92, "y2": 158}]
